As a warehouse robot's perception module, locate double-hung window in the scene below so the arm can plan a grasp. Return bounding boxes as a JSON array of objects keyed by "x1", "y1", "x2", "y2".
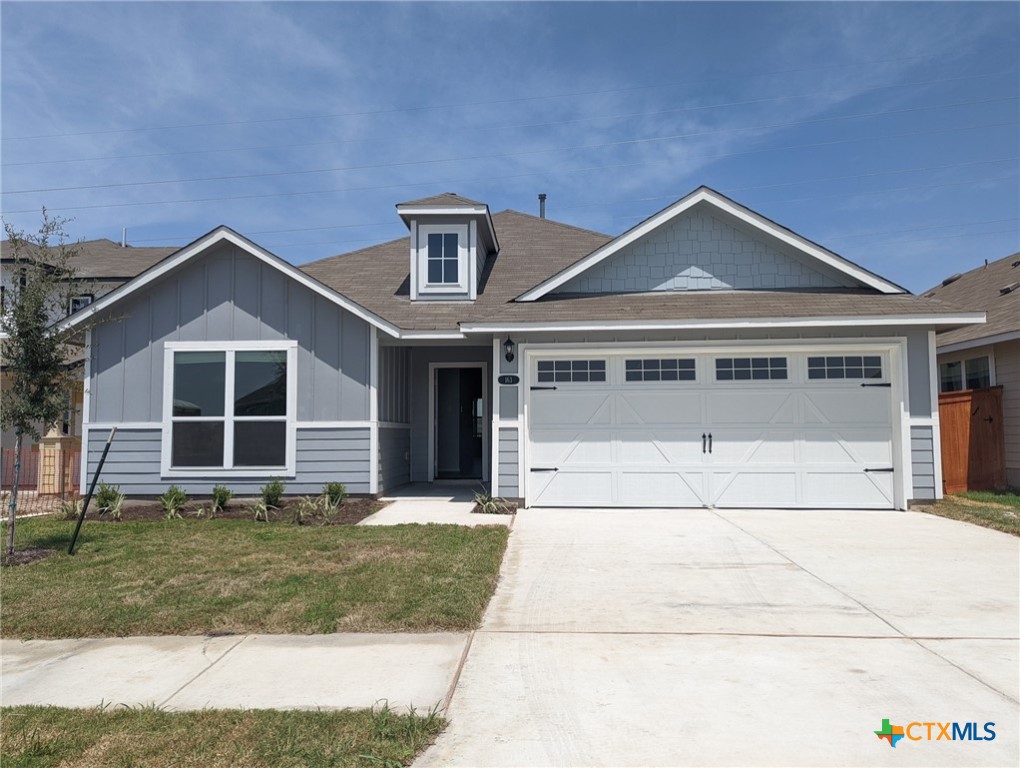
[
  {"x1": 162, "y1": 342, "x2": 297, "y2": 476},
  {"x1": 417, "y1": 223, "x2": 468, "y2": 293}
]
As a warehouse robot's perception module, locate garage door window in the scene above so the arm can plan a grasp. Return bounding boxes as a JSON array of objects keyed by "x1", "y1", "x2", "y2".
[
  {"x1": 807, "y1": 355, "x2": 883, "y2": 380},
  {"x1": 625, "y1": 358, "x2": 696, "y2": 382},
  {"x1": 537, "y1": 359, "x2": 606, "y2": 383},
  {"x1": 715, "y1": 357, "x2": 787, "y2": 381}
]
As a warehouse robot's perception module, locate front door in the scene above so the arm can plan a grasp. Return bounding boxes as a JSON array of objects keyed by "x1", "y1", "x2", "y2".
[{"x1": 434, "y1": 367, "x2": 484, "y2": 479}]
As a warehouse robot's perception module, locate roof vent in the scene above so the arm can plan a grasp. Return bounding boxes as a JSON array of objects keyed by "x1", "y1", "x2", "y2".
[
  {"x1": 538, "y1": 193, "x2": 547, "y2": 219},
  {"x1": 1000, "y1": 281, "x2": 1020, "y2": 295},
  {"x1": 941, "y1": 273, "x2": 962, "y2": 286}
]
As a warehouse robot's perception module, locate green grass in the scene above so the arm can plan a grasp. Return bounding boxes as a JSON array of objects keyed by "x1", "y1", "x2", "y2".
[
  {"x1": 1, "y1": 516, "x2": 509, "y2": 638},
  {"x1": 957, "y1": 488, "x2": 1020, "y2": 508},
  {"x1": 0, "y1": 704, "x2": 444, "y2": 768},
  {"x1": 921, "y1": 494, "x2": 1020, "y2": 536}
]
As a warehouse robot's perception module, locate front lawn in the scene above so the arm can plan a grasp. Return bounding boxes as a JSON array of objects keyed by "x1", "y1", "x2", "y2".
[
  {"x1": 1, "y1": 515, "x2": 508, "y2": 638},
  {"x1": 919, "y1": 491, "x2": 1020, "y2": 536},
  {"x1": 0, "y1": 704, "x2": 444, "y2": 768}
]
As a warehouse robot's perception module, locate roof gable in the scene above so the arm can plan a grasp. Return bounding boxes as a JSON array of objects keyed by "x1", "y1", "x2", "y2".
[
  {"x1": 57, "y1": 226, "x2": 401, "y2": 338},
  {"x1": 517, "y1": 186, "x2": 905, "y2": 300},
  {"x1": 553, "y1": 204, "x2": 858, "y2": 294}
]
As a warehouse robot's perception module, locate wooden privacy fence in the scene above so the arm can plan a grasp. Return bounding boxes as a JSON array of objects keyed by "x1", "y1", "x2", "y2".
[{"x1": 938, "y1": 386, "x2": 1006, "y2": 494}]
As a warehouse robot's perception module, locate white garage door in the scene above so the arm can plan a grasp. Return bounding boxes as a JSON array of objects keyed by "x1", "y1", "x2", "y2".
[{"x1": 526, "y1": 350, "x2": 897, "y2": 509}]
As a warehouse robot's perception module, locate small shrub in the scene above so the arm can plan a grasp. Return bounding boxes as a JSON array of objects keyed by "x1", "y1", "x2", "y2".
[
  {"x1": 160, "y1": 485, "x2": 188, "y2": 520},
  {"x1": 251, "y1": 499, "x2": 273, "y2": 523},
  {"x1": 211, "y1": 485, "x2": 233, "y2": 513},
  {"x1": 473, "y1": 488, "x2": 515, "y2": 515},
  {"x1": 261, "y1": 478, "x2": 285, "y2": 507},
  {"x1": 95, "y1": 482, "x2": 124, "y2": 520},
  {"x1": 288, "y1": 496, "x2": 320, "y2": 525},
  {"x1": 323, "y1": 482, "x2": 347, "y2": 507},
  {"x1": 59, "y1": 498, "x2": 83, "y2": 520},
  {"x1": 318, "y1": 492, "x2": 342, "y2": 525}
]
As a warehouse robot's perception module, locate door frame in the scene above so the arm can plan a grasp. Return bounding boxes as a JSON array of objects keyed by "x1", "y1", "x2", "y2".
[
  {"x1": 427, "y1": 361, "x2": 489, "y2": 482},
  {"x1": 521, "y1": 338, "x2": 910, "y2": 509}
]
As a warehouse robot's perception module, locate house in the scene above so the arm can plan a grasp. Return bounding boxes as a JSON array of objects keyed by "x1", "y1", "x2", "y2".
[
  {"x1": 925, "y1": 253, "x2": 1020, "y2": 488},
  {"x1": 1, "y1": 238, "x2": 178, "y2": 489},
  {"x1": 59, "y1": 187, "x2": 983, "y2": 510}
]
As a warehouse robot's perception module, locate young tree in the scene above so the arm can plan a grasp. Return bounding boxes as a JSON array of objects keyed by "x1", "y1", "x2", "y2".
[{"x1": 1, "y1": 212, "x2": 87, "y2": 554}]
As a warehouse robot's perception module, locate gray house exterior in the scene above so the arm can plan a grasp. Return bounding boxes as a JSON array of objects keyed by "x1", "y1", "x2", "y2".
[{"x1": 64, "y1": 187, "x2": 983, "y2": 509}]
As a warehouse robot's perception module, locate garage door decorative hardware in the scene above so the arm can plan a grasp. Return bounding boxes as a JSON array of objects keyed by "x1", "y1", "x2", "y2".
[
  {"x1": 530, "y1": 385, "x2": 557, "y2": 391},
  {"x1": 864, "y1": 467, "x2": 895, "y2": 473},
  {"x1": 861, "y1": 382, "x2": 892, "y2": 387},
  {"x1": 702, "y1": 433, "x2": 713, "y2": 453},
  {"x1": 530, "y1": 467, "x2": 558, "y2": 472}
]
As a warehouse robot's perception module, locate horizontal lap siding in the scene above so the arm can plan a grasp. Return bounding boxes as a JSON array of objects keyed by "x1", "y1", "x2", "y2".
[
  {"x1": 994, "y1": 341, "x2": 1020, "y2": 486},
  {"x1": 378, "y1": 427, "x2": 410, "y2": 492},
  {"x1": 86, "y1": 428, "x2": 371, "y2": 496},
  {"x1": 498, "y1": 428, "x2": 520, "y2": 499},
  {"x1": 911, "y1": 425, "x2": 936, "y2": 500}
]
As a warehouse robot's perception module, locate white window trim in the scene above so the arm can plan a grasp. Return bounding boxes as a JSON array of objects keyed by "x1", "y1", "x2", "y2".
[
  {"x1": 160, "y1": 340, "x2": 298, "y2": 478},
  {"x1": 937, "y1": 354, "x2": 995, "y2": 393},
  {"x1": 417, "y1": 223, "x2": 469, "y2": 295}
]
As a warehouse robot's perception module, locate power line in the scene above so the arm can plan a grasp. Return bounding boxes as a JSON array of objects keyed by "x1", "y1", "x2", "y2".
[
  {"x1": 125, "y1": 156, "x2": 1018, "y2": 244},
  {"x1": 2, "y1": 52, "x2": 968, "y2": 141},
  {"x1": 4, "y1": 94, "x2": 1015, "y2": 197},
  {"x1": 5, "y1": 119, "x2": 1015, "y2": 215},
  {"x1": 5, "y1": 68, "x2": 1011, "y2": 168}
]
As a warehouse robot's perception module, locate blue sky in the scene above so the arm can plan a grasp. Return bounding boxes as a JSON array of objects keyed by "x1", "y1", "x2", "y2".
[{"x1": 2, "y1": 1, "x2": 1017, "y2": 292}]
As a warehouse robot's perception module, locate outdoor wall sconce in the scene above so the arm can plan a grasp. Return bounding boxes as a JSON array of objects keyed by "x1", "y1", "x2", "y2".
[{"x1": 503, "y1": 336, "x2": 516, "y2": 363}]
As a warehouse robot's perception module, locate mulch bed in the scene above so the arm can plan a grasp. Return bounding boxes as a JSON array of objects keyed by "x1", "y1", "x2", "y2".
[
  {"x1": 1, "y1": 547, "x2": 56, "y2": 567},
  {"x1": 80, "y1": 497, "x2": 387, "y2": 525}
]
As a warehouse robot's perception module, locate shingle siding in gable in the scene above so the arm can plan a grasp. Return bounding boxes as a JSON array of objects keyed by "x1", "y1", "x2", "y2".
[{"x1": 556, "y1": 208, "x2": 857, "y2": 294}]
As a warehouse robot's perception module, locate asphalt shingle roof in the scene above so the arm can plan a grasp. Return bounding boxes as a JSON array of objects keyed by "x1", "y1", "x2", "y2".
[
  {"x1": 301, "y1": 210, "x2": 974, "y2": 332},
  {"x1": 396, "y1": 192, "x2": 488, "y2": 208},
  {"x1": 924, "y1": 252, "x2": 1020, "y2": 346},
  {"x1": 1, "y1": 238, "x2": 178, "y2": 280}
]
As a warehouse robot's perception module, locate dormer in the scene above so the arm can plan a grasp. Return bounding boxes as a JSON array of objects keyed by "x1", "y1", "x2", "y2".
[{"x1": 397, "y1": 193, "x2": 499, "y2": 301}]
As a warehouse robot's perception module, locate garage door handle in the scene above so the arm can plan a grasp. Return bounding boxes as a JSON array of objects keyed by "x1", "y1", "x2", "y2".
[
  {"x1": 861, "y1": 383, "x2": 891, "y2": 388},
  {"x1": 530, "y1": 386, "x2": 558, "y2": 391},
  {"x1": 864, "y1": 467, "x2": 895, "y2": 473},
  {"x1": 708, "y1": 433, "x2": 713, "y2": 453},
  {"x1": 530, "y1": 467, "x2": 558, "y2": 472}
]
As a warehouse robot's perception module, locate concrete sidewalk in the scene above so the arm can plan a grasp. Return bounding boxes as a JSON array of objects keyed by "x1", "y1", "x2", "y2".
[
  {"x1": 1, "y1": 632, "x2": 468, "y2": 713},
  {"x1": 360, "y1": 484, "x2": 513, "y2": 527}
]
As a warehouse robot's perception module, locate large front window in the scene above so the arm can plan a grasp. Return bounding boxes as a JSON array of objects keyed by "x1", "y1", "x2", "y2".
[{"x1": 165, "y1": 343, "x2": 295, "y2": 474}]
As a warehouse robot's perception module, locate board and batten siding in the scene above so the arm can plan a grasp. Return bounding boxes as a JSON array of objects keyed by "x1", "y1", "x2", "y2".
[
  {"x1": 378, "y1": 426, "x2": 411, "y2": 492},
  {"x1": 378, "y1": 346, "x2": 411, "y2": 424},
  {"x1": 84, "y1": 241, "x2": 375, "y2": 494},
  {"x1": 87, "y1": 427, "x2": 371, "y2": 495},
  {"x1": 88, "y1": 241, "x2": 371, "y2": 424}
]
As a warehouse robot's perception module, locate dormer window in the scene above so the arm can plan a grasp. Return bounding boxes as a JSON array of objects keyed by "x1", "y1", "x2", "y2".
[
  {"x1": 416, "y1": 223, "x2": 468, "y2": 295},
  {"x1": 427, "y1": 232, "x2": 460, "y2": 285},
  {"x1": 396, "y1": 192, "x2": 499, "y2": 301}
]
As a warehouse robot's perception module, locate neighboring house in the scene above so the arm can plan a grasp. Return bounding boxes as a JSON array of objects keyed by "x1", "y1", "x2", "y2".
[
  {"x1": 60, "y1": 187, "x2": 983, "y2": 509},
  {"x1": 924, "y1": 253, "x2": 1020, "y2": 487},
  {"x1": 1, "y1": 238, "x2": 178, "y2": 455}
]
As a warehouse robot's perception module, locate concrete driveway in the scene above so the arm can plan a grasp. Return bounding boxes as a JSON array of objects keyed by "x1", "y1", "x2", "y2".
[{"x1": 420, "y1": 508, "x2": 1019, "y2": 767}]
